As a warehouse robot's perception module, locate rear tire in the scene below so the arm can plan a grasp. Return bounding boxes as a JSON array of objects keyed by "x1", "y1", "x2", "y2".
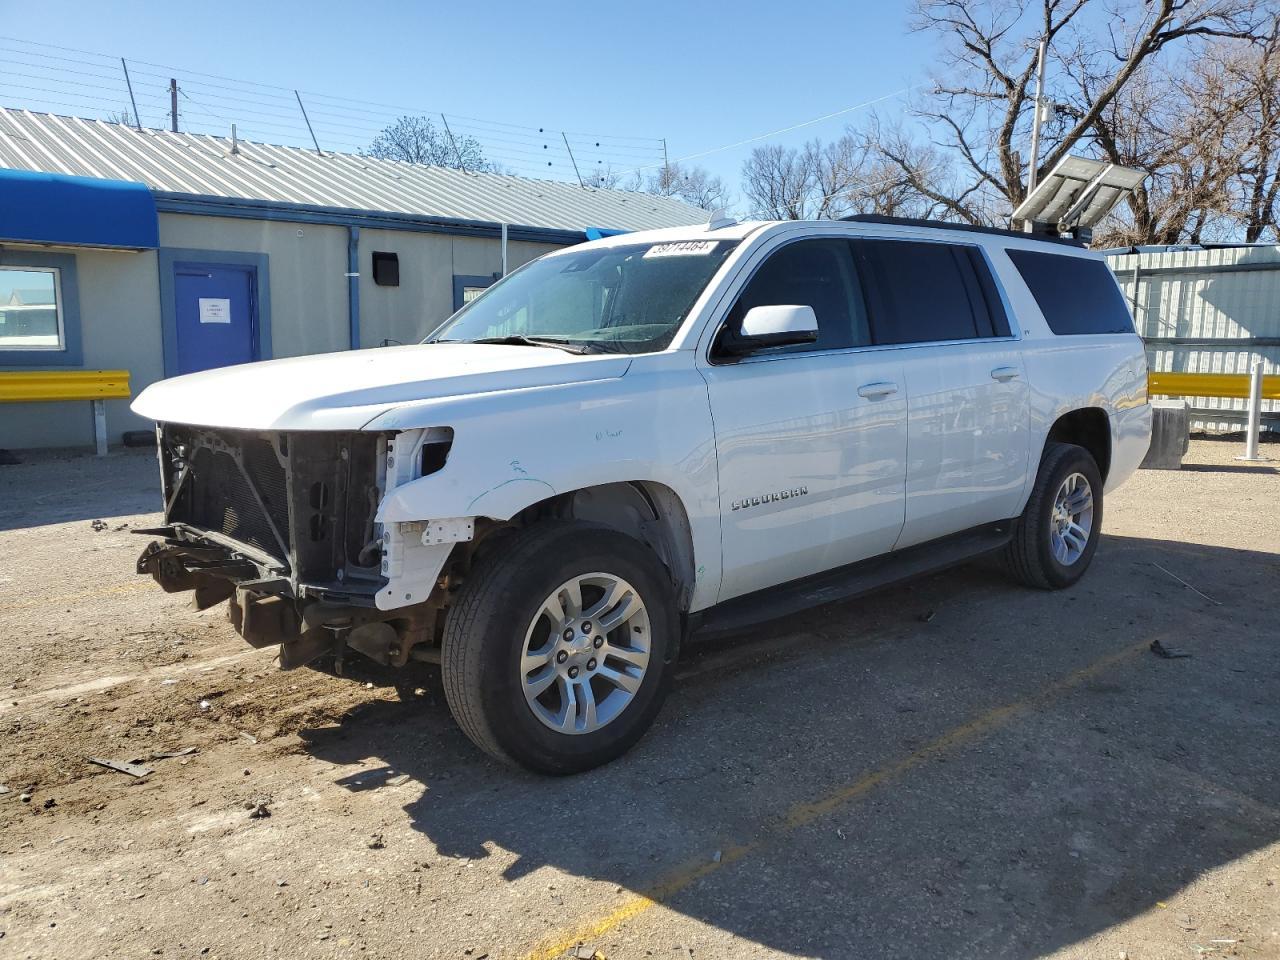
[
  {"x1": 1004, "y1": 441, "x2": 1104, "y2": 590},
  {"x1": 441, "y1": 521, "x2": 677, "y2": 774}
]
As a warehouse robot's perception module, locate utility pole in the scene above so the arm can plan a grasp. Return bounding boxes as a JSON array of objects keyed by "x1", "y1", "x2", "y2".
[
  {"x1": 169, "y1": 78, "x2": 178, "y2": 133},
  {"x1": 1026, "y1": 40, "x2": 1047, "y2": 196},
  {"x1": 121, "y1": 59, "x2": 142, "y2": 131},
  {"x1": 662, "y1": 137, "x2": 669, "y2": 187},
  {"x1": 295, "y1": 90, "x2": 323, "y2": 154},
  {"x1": 562, "y1": 133, "x2": 583, "y2": 187}
]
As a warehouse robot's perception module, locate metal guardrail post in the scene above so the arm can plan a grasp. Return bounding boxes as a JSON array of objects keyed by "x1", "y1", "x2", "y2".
[
  {"x1": 1236, "y1": 360, "x2": 1272, "y2": 462},
  {"x1": 92, "y1": 399, "x2": 108, "y2": 457}
]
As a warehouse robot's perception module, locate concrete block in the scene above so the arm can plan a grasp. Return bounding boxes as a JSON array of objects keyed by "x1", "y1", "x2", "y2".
[{"x1": 1140, "y1": 399, "x2": 1190, "y2": 470}]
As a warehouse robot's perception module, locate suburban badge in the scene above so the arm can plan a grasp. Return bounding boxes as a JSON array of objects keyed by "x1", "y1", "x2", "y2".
[{"x1": 731, "y1": 486, "x2": 809, "y2": 511}]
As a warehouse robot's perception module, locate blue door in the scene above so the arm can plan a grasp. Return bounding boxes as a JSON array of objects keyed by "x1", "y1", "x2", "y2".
[{"x1": 174, "y1": 262, "x2": 258, "y2": 374}]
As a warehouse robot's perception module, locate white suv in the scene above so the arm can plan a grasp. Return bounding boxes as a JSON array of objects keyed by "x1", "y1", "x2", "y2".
[{"x1": 133, "y1": 215, "x2": 1152, "y2": 773}]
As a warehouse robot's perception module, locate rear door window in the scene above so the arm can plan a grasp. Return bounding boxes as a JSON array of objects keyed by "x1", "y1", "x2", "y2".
[
  {"x1": 852, "y1": 239, "x2": 1007, "y2": 345},
  {"x1": 1006, "y1": 248, "x2": 1135, "y2": 335}
]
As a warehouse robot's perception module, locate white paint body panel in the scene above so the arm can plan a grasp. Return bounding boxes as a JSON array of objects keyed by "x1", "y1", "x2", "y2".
[
  {"x1": 702, "y1": 350, "x2": 907, "y2": 602},
  {"x1": 894, "y1": 339, "x2": 1029, "y2": 550},
  {"x1": 133, "y1": 219, "x2": 1151, "y2": 616},
  {"x1": 131, "y1": 343, "x2": 633, "y2": 431}
]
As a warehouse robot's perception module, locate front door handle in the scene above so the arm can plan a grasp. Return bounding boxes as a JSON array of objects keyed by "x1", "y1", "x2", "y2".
[
  {"x1": 857, "y1": 381, "x2": 899, "y2": 399},
  {"x1": 990, "y1": 366, "x2": 1021, "y2": 382}
]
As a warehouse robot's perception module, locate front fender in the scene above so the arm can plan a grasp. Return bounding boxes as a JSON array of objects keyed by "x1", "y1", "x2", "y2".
[{"x1": 367, "y1": 360, "x2": 724, "y2": 612}]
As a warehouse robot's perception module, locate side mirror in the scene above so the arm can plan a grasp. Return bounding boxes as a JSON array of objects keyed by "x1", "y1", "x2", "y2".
[{"x1": 720, "y1": 304, "x2": 819, "y2": 356}]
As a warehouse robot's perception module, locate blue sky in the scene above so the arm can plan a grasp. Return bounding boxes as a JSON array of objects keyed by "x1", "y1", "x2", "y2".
[{"x1": 0, "y1": 0, "x2": 932, "y2": 204}]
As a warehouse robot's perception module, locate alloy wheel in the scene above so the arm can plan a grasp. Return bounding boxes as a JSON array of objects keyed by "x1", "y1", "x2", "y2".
[
  {"x1": 520, "y1": 572, "x2": 651, "y2": 734},
  {"x1": 1049, "y1": 471, "x2": 1094, "y2": 566}
]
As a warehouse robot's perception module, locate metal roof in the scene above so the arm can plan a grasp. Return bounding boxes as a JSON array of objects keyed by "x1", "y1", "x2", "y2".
[{"x1": 0, "y1": 107, "x2": 706, "y2": 235}]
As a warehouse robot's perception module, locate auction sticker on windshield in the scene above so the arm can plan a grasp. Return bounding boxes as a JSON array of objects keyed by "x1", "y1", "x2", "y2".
[{"x1": 643, "y1": 240, "x2": 719, "y2": 258}]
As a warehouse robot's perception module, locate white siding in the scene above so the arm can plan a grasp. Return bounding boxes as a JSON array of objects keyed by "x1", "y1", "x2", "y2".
[{"x1": 1107, "y1": 246, "x2": 1280, "y2": 431}]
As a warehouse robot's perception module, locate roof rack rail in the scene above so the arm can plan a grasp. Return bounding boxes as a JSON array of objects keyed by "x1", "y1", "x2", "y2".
[{"x1": 838, "y1": 213, "x2": 1084, "y2": 248}]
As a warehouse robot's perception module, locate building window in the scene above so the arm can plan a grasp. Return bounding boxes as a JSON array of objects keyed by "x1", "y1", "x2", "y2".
[
  {"x1": 452, "y1": 273, "x2": 497, "y2": 311},
  {"x1": 372, "y1": 251, "x2": 399, "y2": 286},
  {"x1": 0, "y1": 266, "x2": 64, "y2": 351},
  {"x1": 0, "y1": 250, "x2": 83, "y2": 366}
]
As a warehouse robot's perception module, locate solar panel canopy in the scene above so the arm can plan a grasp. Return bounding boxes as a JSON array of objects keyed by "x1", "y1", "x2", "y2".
[{"x1": 1012, "y1": 156, "x2": 1145, "y2": 231}]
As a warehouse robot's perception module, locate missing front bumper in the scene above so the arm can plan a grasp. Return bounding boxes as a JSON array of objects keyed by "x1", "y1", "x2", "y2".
[{"x1": 136, "y1": 533, "x2": 439, "y2": 670}]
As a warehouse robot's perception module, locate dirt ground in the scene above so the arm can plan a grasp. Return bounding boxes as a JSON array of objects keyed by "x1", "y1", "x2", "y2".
[{"x1": 0, "y1": 439, "x2": 1277, "y2": 960}]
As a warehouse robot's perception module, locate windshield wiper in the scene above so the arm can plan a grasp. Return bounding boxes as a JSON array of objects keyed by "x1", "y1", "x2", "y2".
[{"x1": 466, "y1": 335, "x2": 594, "y2": 354}]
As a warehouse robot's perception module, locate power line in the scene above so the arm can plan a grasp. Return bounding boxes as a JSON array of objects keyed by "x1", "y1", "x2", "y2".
[
  {"x1": 0, "y1": 49, "x2": 663, "y2": 179},
  {"x1": 0, "y1": 35, "x2": 924, "y2": 193},
  {"x1": 645, "y1": 85, "x2": 928, "y2": 173},
  {"x1": 0, "y1": 36, "x2": 666, "y2": 145}
]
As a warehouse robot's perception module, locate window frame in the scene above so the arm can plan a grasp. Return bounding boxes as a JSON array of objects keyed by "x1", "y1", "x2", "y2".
[
  {"x1": 1004, "y1": 247, "x2": 1135, "y2": 336},
  {"x1": 853, "y1": 237, "x2": 1018, "y2": 348},
  {"x1": 703, "y1": 231, "x2": 1021, "y2": 368},
  {"x1": 452, "y1": 273, "x2": 498, "y2": 312},
  {"x1": 710, "y1": 236, "x2": 872, "y2": 363},
  {"x1": 0, "y1": 250, "x2": 82, "y2": 367}
]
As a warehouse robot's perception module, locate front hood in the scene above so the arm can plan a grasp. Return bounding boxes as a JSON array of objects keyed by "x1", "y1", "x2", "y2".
[{"x1": 131, "y1": 343, "x2": 632, "y2": 430}]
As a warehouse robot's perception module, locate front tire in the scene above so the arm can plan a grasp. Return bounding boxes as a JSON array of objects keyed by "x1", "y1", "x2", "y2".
[
  {"x1": 1004, "y1": 441, "x2": 1104, "y2": 590},
  {"x1": 441, "y1": 521, "x2": 677, "y2": 774}
]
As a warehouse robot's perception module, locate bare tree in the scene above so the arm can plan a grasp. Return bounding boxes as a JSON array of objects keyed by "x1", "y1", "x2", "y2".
[
  {"x1": 741, "y1": 137, "x2": 875, "y2": 218},
  {"x1": 741, "y1": 130, "x2": 966, "y2": 220},
  {"x1": 1055, "y1": 11, "x2": 1280, "y2": 247},
  {"x1": 366, "y1": 116, "x2": 497, "y2": 172},
  {"x1": 742, "y1": 143, "x2": 816, "y2": 218},
  {"x1": 845, "y1": 0, "x2": 1266, "y2": 230},
  {"x1": 646, "y1": 162, "x2": 731, "y2": 210},
  {"x1": 588, "y1": 160, "x2": 728, "y2": 210},
  {"x1": 590, "y1": 165, "x2": 642, "y2": 191},
  {"x1": 1231, "y1": 18, "x2": 1280, "y2": 241}
]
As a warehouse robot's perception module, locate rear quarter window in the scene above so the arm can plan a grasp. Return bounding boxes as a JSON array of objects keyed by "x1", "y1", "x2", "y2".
[{"x1": 1006, "y1": 248, "x2": 1135, "y2": 335}]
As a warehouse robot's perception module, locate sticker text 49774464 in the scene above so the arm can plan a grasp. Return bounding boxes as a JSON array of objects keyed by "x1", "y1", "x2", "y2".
[{"x1": 643, "y1": 241, "x2": 719, "y2": 259}]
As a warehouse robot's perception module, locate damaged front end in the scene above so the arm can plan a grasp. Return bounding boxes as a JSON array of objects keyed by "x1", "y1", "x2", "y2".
[{"x1": 137, "y1": 424, "x2": 459, "y2": 669}]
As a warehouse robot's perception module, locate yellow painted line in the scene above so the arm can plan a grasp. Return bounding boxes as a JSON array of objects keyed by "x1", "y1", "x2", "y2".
[
  {"x1": 0, "y1": 580, "x2": 151, "y2": 615},
  {"x1": 522, "y1": 639, "x2": 1150, "y2": 960}
]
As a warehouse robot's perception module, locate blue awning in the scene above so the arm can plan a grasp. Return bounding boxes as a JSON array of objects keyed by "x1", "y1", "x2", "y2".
[
  {"x1": 0, "y1": 168, "x2": 158, "y2": 250},
  {"x1": 585, "y1": 226, "x2": 631, "y2": 241}
]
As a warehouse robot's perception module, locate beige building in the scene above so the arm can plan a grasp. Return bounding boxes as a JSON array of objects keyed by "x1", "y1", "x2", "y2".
[{"x1": 0, "y1": 108, "x2": 703, "y2": 449}]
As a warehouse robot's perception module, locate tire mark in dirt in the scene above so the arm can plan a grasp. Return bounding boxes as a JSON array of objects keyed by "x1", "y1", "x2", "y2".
[
  {"x1": 0, "y1": 648, "x2": 271, "y2": 713},
  {"x1": 0, "y1": 580, "x2": 150, "y2": 614}
]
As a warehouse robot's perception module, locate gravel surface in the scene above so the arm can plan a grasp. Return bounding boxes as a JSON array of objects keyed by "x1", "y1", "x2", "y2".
[{"x1": 0, "y1": 440, "x2": 1277, "y2": 959}]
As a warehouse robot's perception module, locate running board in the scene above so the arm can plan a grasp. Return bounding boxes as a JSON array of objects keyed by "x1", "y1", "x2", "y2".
[{"x1": 691, "y1": 521, "x2": 1014, "y2": 639}]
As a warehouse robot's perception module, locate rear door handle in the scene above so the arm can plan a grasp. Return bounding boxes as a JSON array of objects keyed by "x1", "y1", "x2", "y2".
[
  {"x1": 990, "y1": 366, "x2": 1021, "y2": 382},
  {"x1": 857, "y1": 381, "x2": 899, "y2": 399}
]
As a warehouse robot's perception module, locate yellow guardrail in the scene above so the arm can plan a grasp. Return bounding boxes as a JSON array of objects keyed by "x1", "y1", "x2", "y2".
[
  {"x1": 0, "y1": 369, "x2": 131, "y2": 403},
  {"x1": 0, "y1": 370, "x2": 132, "y2": 455},
  {"x1": 1149, "y1": 370, "x2": 1280, "y2": 401}
]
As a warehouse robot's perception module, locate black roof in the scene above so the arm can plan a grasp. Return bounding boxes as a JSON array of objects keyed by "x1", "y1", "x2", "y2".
[{"x1": 839, "y1": 214, "x2": 1086, "y2": 248}]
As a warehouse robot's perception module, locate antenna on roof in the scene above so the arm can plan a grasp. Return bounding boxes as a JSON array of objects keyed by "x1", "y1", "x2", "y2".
[
  {"x1": 230, "y1": 124, "x2": 240, "y2": 156},
  {"x1": 295, "y1": 91, "x2": 323, "y2": 155},
  {"x1": 707, "y1": 209, "x2": 736, "y2": 230}
]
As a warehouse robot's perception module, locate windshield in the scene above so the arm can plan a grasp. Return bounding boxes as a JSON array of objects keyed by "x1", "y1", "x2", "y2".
[{"x1": 428, "y1": 239, "x2": 739, "y2": 354}]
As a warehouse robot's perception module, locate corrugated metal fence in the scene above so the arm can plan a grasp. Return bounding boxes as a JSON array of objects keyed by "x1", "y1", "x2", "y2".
[{"x1": 1105, "y1": 245, "x2": 1280, "y2": 432}]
